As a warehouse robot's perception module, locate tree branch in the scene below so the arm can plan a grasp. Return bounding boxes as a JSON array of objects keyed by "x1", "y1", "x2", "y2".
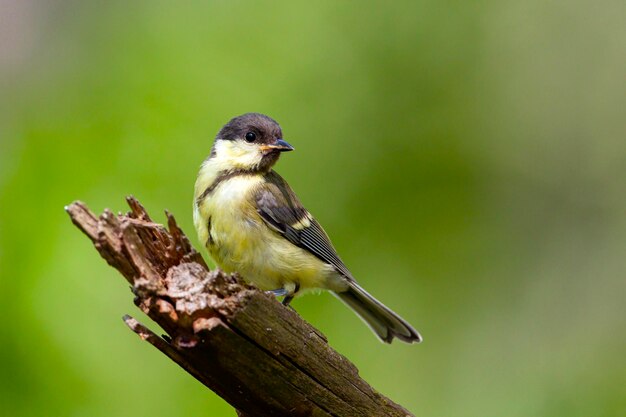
[{"x1": 66, "y1": 197, "x2": 414, "y2": 417}]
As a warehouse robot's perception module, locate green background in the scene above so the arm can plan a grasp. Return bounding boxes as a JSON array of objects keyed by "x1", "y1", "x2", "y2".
[{"x1": 1, "y1": 1, "x2": 624, "y2": 416}]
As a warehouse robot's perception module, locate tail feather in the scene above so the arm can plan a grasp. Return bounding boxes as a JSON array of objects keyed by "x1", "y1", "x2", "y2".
[{"x1": 335, "y1": 281, "x2": 422, "y2": 344}]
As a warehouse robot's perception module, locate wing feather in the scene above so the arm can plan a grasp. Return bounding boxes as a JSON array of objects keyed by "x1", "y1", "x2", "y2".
[{"x1": 255, "y1": 171, "x2": 354, "y2": 280}]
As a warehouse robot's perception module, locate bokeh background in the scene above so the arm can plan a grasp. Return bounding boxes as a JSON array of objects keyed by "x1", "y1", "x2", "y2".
[{"x1": 1, "y1": 1, "x2": 625, "y2": 416}]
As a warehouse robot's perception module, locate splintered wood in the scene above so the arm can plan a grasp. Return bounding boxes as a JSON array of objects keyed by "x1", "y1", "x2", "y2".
[{"x1": 66, "y1": 197, "x2": 414, "y2": 417}]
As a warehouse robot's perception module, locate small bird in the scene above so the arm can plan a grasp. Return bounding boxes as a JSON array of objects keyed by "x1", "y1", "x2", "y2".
[{"x1": 194, "y1": 113, "x2": 422, "y2": 344}]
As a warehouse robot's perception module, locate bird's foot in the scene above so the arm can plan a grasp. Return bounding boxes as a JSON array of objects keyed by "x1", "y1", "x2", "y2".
[
  {"x1": 266, "y1": 283, "x2": 300, "y2": 309},
  {"x1": 281, "y1": 282, "x2": 300, "y2": 307}
]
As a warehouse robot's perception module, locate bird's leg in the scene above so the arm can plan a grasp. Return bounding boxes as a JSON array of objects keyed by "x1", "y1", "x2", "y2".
[
  {"x1": 266, "y1": 283, "x2": 300, "y2": 308},
  {"x1": 282, "y1": 282, "x2": 300, "y2": 307}
]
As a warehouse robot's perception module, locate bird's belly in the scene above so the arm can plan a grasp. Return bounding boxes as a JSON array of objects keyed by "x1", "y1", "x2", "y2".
[
  {"x1": 209, "y1": 214, "x2": 335, "y2": 291},
  {"x1": 199, "y1": 179, "x2": 336, "y2": 292}
]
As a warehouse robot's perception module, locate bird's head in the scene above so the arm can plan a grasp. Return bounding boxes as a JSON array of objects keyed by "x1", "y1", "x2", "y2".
[{"x1": 210, "y1": 113, "x2": 294, "y2": 172}]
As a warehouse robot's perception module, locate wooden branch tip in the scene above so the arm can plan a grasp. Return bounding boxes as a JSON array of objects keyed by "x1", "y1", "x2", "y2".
[{"x1": 67, "y1": 197, "x2": 414, "y2": 417}]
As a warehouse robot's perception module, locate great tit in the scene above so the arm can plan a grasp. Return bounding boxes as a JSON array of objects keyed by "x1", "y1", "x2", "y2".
[{"x1": 194, "y1": 113, "x2": 421, "y2": 344}]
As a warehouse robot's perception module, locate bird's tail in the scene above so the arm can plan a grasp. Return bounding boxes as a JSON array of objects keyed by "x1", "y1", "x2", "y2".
[{"x1": 335, "y1": 281, "x2": 422, "y2": 344}]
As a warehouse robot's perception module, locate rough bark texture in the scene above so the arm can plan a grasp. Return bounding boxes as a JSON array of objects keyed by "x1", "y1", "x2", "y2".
[{"x1": 66, "y1": 197, "x2": 414, "y2": 417}]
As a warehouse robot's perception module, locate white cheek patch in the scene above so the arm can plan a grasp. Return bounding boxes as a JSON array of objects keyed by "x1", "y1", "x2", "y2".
[{"x1": 213, "y1": 140, "x2": 264, "y2": 170}]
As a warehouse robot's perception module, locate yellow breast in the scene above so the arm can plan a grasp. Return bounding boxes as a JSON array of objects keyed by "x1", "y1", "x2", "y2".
[{"x1": 194, "y1": 174, "x2": 336, "y2": 292}]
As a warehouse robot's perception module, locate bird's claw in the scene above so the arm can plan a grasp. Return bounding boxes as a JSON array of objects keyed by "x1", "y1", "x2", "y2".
[{"x1": 266, "y1": 283, "x2": 300, "y2": 308}]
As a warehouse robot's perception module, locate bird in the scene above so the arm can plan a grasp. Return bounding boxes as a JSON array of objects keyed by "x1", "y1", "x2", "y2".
[{"x1": 193, "y1": 113, "x2": 422, "y2": 344}]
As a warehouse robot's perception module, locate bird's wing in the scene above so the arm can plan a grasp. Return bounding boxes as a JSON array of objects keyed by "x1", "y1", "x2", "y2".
[{"x1": 254, "y1": 171, "x2": 354, "y2": 280}]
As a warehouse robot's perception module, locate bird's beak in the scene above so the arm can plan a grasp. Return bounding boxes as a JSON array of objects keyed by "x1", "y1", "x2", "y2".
[{"x1": 261, "y1": 139, "x2": 294, "y2": 153}]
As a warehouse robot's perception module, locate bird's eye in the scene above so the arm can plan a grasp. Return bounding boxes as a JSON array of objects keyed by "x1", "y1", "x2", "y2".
[{"x1": 245, "y1": 132, "x2": 256, "y2": 142}]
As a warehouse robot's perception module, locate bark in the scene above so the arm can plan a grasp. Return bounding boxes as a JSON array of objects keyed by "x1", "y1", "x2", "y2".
[{"x1": 66, "y1": 196, "x2": 414, "y2": 417}]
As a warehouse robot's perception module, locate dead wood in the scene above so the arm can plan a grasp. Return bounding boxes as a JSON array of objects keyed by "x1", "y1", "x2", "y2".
[{"x1": 66, "y1": 197, "x2": 414, "y2": 417}]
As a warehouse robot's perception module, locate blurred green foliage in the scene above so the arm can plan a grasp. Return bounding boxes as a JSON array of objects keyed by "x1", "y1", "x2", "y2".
[{"x1": 1, "y1": 1, "x2": 625, "y2": 416}]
